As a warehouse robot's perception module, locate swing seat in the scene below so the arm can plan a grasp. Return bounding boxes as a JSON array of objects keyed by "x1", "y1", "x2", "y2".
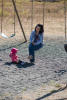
[
  {"x1": 0, "y1": 32, "x2": 8, "y2": 38},
  {"x1": 0, "y1": 33, "x2": 15, "y2": 39},
  {"x1": 10, "y1": 34, "x2": 15, "y2": 37},
  {"x1": 64, "y1": 44, "x2": 67, "y2": 52}
]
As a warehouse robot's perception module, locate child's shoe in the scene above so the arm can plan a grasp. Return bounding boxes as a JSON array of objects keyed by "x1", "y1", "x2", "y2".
[{"x1": 21, "y1": 61, "x2": 25, "y2": 65}]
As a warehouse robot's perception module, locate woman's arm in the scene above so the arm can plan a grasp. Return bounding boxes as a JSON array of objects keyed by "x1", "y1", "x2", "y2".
[
  {"x1": 30, "y1": 31, "x2": 35, "y2": 43},
  {"x1": 35, "y1": 34, "x2": 43, "y2": 45}
]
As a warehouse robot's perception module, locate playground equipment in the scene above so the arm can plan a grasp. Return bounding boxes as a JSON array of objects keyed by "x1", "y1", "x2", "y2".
[
  {"x1": 31, "y1": 0, "x2": 45, "y2": 31},
  {"x1": 0, "y1": 0, "x2": 45, "y2": 40},
  {"x1": 0, "y1": 0, "x2": 8, "y2": 38},
  {"x1": 64, "y1": 0, "x2": 67, "y2": 39},
  {"x1": 0, "y1": 0, "x2": 15, "y2": 38},
  {"x1": 64, "y1": 0, "x2": 67, "y2": 52},
  {"x1": 0, "y1": 0, "x2": 27, "y2": 42},
  {"x1": 12, "y1": 0, "x2": 27, "y2": 42},
  {"x1": 0, "y1": 0, "x2": 67, "y2": 50},
  {"x1": 0, "y1": 0, "x2": 67, "y2": 38},
  {"x1": 0, "y1": 0, "x2": 17, "y2": 38}
]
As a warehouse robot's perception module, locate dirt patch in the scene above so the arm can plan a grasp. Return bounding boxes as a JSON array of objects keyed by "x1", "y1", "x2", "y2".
[
  {"x1": 0, "y1": 1, "x2": 67, "y2": 100},
  {"x1": 0, "y1": 38, "x2": 67, "y2": 100}
]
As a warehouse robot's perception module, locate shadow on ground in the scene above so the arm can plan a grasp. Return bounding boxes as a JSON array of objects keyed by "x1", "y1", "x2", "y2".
[
  {"x1": 4, "y1": 62, "x2": 35, "y2": 68},
  {"x1": 0, "y1": 59, "x2": 2, "y2": 61},
  {"x1": 56, "y1": 98, "x2": 67, "y2": 100},
  {"x1": 36, "y1": 84, "x2": 67, "y2": 100}
]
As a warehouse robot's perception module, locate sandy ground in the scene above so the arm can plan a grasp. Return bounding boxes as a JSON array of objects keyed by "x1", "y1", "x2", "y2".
[
  {"x1": 0, "y1": 37, "x2": 67, "y2": 100},
  {"x1": 0, "y1": 1, "x2": 67, "y2": 99}
]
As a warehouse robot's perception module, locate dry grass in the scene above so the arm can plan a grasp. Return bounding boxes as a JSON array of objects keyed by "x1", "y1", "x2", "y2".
[{"x1": 0, "y1": 0, "x2": 67, "y2": 48}]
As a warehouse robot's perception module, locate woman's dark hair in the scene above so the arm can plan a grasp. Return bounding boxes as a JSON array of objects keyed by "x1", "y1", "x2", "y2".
[{"x1": 35, "y1": 24, "x2": 44, "y2": 34}]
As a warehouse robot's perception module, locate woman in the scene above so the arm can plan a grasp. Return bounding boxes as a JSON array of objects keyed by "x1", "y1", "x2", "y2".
[{"x1": 28, "y1": 24, "x2": 44, "y2": 63}]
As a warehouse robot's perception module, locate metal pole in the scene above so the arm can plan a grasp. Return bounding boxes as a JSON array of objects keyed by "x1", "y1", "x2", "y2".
[
  {"x1": 43, "y1": 1, "x2": 45, "y2": 28},
  {"x1": 1, "y1": 0, "x2": 3, "y2": 33},
  {"x1": 12, "y1": 0, "x2": 27, "y2": 42},
  {"x1": 14, "y1": 0, "x2": 16, "y2": 34},
  {"x1": 64, "y1": 0, "x2": 66, "y2": 40},
  {"x1": 31, "y1": 0, "x2": 33, "y2": 32}
]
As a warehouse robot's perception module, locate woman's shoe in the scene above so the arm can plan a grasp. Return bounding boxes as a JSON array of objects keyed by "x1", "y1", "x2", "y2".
[
  {"x1": 28, "y1": 55, "x2": 33, "y2": 59},
  {"x1": 30, "y1": 61, "x2": 34, "y2": 64}
]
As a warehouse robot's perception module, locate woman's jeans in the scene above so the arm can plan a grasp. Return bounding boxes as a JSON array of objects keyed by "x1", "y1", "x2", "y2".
[{"x1": 29, "y1": 43, "x2": 43, "y2": 62}]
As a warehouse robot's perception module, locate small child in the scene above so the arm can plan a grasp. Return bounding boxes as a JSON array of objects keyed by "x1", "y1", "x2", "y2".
[{"x1": 9, "y1": 48, "x2": 24, "y2": 65}]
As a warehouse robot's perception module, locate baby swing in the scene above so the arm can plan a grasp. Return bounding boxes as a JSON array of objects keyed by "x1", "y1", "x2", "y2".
[{"x1": 0, "y1": 0, "x2": 16, "y2": 39}]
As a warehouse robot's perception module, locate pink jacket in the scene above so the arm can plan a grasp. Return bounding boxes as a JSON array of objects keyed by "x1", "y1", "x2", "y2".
[
  {"x1": 9, "y1": 52, "x2": 18, "y2": 63},
  {"x1": 9, "y1": 48, "x2": 18, "y2": 63}
]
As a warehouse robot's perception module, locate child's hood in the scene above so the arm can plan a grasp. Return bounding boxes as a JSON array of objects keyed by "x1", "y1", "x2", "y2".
[{"x1": 11, "y1": 48, "x2": 18, "y2": 54}]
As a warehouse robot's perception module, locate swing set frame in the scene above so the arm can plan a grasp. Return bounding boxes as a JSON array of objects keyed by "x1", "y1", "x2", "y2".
[
  {"x1": 0, "y1": 0, "x2": 67, "y2": 40},
  {"x1": 0, "y1": 0, "x2": 27, "y2": 42}
]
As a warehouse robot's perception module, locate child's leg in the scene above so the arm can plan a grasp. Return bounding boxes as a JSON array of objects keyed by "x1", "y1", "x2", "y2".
[
  {"x1": 17, "y1": 60, "x2": 25, "y2": 65},
  {"x1": 12, "y1": 62, "x2": 18, "y2": 64},
  {"x1": 18, "y1": 60, "x2": 22, "y2": 64}
]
